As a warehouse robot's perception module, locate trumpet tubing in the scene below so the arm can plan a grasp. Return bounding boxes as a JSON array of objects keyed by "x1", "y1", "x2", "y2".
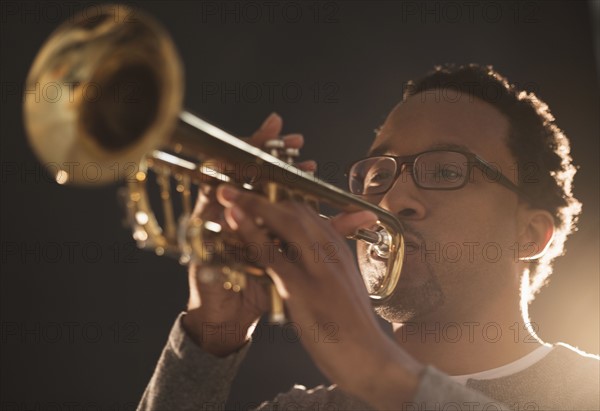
[{"x1": 22, "y1": 4, "x2": 405, "y2": 321}]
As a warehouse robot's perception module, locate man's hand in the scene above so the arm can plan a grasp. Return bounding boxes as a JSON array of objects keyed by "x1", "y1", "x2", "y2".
[
  {"x1": 182, "y1": 113, "x2": 316, "y2": 357},
  {"x1": 214, "y1": 185, "x2": 423, "y2": 409}
]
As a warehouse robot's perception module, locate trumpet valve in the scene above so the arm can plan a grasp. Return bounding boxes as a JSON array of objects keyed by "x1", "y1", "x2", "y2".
[{"x1": 264, "y1": 139, "x2": 285, "y2": 157}]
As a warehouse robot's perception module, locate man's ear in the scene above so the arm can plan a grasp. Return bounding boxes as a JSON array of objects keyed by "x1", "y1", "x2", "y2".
[{"x1": 517, "y1": 205, "x2": 555, "y2": 261}]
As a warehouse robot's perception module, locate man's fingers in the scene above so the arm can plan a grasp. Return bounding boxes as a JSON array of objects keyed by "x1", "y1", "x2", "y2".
[
  {"x1": 249, "y1": 112, "x2": 283, "y2": 146},
  {"x1": 217, "y1": 185, "x2": 313, "y2": 247},
  {"x1": 330, "y1": 211, "x2": 378, "y2": 237},
  {"x1": 217, "y1": 184, "x2": 369, "y2": 244},
  {"x1": 296, "y1": 160, "x2": 317, "y2": 172},
  {"x1": 246, "y1": 115, "x2": 314, "y2": 175},
  {"x1": 281, "y1": 133, "x2": 304, "y2": 148},
  {"x1": 223, "y1": 203, "x2": 295, "y2": 298}
]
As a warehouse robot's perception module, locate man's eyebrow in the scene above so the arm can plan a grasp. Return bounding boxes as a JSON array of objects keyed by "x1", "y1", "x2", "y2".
[
  {"x1": 368, "y1": 145, "x2": 391, "y2": 156},
  {"x1": 428, "y1": 142, "x2": 471, "y2": 152},
  {"x1": 367, "y1": 142, "x2": 471, "y2": 157}
]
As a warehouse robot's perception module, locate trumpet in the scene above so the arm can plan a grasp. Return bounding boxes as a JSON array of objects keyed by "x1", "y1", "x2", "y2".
[{"x1": 22, "y1": 4, "x2": 405, "y2": 322}]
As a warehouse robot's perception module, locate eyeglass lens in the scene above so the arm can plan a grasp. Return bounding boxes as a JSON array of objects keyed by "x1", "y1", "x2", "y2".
[{"x1": 349, "y1": 151, "x2": 469, "y2": 195}]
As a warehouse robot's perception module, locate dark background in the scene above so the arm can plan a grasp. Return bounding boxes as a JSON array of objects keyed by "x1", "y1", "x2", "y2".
[{"x1": 1, "y1": 1, "x2": 598, "y2": 409}]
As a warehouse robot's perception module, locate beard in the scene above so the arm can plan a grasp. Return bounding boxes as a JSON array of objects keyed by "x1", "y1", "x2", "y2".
[
  {"x1": 357, "y1": 228, "x2": 445, "y2": 324},
  {"x1": 372, "y1": 274, "x2": 445, "y2": 323}
]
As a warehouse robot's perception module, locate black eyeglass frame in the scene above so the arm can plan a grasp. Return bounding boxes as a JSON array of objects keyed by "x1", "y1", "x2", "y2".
[{"x1": 347, "y1": 149, "x2": 528, "y2": 198}]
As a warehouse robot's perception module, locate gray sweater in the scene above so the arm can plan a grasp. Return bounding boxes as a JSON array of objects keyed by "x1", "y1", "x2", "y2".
[{"x1": 137, "y1": 314, "x2": 599, "y2": 411}]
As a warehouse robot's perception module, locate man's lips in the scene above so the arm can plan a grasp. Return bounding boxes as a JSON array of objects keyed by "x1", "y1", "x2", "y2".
[{"x1": 404, "y1": 238, "x2": 421, "y2": 254}]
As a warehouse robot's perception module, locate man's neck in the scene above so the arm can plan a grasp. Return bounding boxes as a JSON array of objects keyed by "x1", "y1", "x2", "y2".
[{"x1": 391, "y1": 296, "x2": 543, "y2": 376}]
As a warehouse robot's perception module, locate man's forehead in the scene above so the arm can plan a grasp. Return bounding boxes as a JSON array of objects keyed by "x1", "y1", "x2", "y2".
[
  {"x1": 369, "y1": 92, "x2": 511, "y2": 158},
  {"x1": 368, "y1": 142, "x2": 472, "y2": 156}
]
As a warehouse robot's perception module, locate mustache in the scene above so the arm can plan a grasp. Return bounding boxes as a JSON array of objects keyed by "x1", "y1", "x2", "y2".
[{"x1": 400, "y1": 222, "x2": 425, "y2": 245}]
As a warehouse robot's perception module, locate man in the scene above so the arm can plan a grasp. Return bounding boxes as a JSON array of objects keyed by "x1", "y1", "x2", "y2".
[{"x1": 137, "y1": 65, "x2": 599, "y2": 410}]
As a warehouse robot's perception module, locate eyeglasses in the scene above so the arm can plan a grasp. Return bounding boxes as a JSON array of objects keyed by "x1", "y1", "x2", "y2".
[{"x1": 347, "y1": 149, "x2": 525, "y2": 197}]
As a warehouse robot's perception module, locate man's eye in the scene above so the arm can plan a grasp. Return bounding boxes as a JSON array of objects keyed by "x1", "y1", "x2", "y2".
[
  {"x1": 365, "y1": 170, "x2": 392, "y2": 186},
  {"x1": 439, "y1": 168, "x2": 460, "y2": 180}
]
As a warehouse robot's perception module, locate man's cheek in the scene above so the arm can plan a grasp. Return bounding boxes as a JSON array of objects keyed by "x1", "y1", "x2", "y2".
[{"x1": 417, "y1": 234, "x2": 485, "y2": 266}]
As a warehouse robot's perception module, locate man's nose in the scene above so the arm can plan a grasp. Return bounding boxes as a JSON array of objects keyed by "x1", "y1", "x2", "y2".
[{"x1": 378, "y1": 165, "x2": 426, "y2": 219}]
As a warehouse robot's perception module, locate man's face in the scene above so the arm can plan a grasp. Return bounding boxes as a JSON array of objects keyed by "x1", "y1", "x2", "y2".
[{"x1": 357, "y1": 90, "x2": 525, "y2": 324}]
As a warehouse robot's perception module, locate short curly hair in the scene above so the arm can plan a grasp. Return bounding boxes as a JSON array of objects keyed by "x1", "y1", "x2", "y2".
[{"x1": 403, "y1": 64, "x2": 582, "y2": 303}]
